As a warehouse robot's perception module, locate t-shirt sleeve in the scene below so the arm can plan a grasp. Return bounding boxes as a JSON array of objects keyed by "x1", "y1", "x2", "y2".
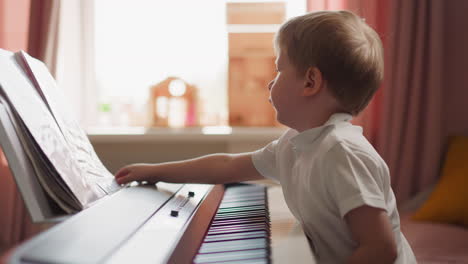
[
  {"x1": 325, "y1": 143, "x2": 387, "y2": 219},
  {"x1": 251, "y1": 139, "x2": 279, "y2": 181}
]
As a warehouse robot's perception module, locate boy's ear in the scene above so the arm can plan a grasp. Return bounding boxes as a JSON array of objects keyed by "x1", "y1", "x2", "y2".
[{"x1": 303, "y1": 67, "x2": 323, "y2": 97}]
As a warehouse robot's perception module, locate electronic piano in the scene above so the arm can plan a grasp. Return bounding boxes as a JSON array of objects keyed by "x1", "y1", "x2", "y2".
[{"x1": 8, "y1": 182, "x2": 316, "y2": 264}]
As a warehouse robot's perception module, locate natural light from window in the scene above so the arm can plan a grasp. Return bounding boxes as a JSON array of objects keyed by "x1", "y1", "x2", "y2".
[{"x1": 93, "y1": 0, "x2": 305, "y2": 128}]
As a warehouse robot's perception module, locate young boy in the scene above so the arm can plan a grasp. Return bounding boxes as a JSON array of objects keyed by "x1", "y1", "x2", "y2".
[{"x1": 115, "y1": 11, "x2": 416, "y2": 263}]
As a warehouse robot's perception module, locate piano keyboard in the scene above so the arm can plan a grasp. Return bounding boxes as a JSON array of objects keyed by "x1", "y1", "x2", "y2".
[
  {"x1": 7, "y1": 183, "x2": 317, "y2": 264},
  {"x1": 194, "y1": 185, "x2": 270, "y2": 264}
]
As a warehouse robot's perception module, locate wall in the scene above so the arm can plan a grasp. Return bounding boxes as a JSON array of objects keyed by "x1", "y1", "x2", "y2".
[{"x1": 90, "y1": 133, "x2": 280, "y2": 174}]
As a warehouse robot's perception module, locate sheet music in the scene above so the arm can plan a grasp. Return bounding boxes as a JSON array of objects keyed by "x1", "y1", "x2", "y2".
[
  {"x1": 16, "y1": 51, "x2": 120, "y2": 196},
  {"x1": 0, "y1": 55, "x2": 103, "y2": 207}
]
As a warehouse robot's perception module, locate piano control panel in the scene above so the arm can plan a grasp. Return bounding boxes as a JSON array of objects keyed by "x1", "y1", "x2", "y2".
[{"x1": 104, "y1": 184, "x2": 212, "y2": 264}]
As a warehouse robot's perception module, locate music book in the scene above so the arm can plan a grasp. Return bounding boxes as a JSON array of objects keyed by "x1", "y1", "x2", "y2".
[{"x1": 0, "y1": 49, "x2": 120, "y2": 215}]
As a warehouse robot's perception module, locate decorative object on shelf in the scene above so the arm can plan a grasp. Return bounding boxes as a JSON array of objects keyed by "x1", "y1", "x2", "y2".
[
  {"x1": 227, "y1": 2, "x2": 285, "y2": 127},
  {"x1": 148, "y1": 77, "x2": 198, "y2": 128}
]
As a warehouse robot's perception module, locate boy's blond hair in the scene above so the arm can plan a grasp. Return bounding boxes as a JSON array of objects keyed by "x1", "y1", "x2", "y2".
[{"x1": 275, "y1": 10, "x2": 384, "y2": 115}]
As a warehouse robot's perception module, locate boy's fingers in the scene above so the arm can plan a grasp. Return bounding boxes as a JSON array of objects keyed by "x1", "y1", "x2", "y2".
[
  {"x1": 115, "y1": 167, "x2": 131, "y2": 178},
  {"x1": 116, "y1": 174, "x2": 135, "y2": 185}
]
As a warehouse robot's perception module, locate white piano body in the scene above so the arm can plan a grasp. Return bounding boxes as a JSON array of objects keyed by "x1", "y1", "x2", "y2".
[{"x1": 7, "y1": 182, "x2": 316, "y2": 264}]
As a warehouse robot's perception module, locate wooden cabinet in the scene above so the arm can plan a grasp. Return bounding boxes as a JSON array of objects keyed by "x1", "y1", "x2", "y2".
[{"x1": 227, "y1": 2, "x2": 285, "y2": 127}]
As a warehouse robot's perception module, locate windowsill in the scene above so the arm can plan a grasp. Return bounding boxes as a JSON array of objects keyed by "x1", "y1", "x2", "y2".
[{"x1": 86, "y1": 126, "x2": 286, "y2": 143}]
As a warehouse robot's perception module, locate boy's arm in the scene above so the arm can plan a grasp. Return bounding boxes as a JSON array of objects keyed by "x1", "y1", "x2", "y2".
[
  {"x1": 345, "y1": 206, "x2": 398, "y2": 264},
  {"x1": 114, "y1": 153, "x2": 265, "y2": 185}
]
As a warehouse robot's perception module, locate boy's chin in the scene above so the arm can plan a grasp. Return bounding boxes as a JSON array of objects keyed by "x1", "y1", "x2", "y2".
[{"x1": 275, "y1": 114, "x2": 290, "y2": 128}]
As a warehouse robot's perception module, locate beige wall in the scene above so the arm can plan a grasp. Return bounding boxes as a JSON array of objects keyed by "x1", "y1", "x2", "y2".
[{"x1": 91, "y1": 139, "x2": 273, "y2": 174}]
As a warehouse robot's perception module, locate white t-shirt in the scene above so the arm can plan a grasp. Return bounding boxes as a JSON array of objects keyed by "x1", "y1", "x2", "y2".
[{"x1": 252, "y1": 113, "x2": 416, "y2": 263}]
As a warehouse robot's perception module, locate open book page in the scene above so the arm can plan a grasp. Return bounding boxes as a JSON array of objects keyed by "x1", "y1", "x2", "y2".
[
  {"x1": 15, "y1": 51, "x2": 121, "y2": 196},
  {"x1": 0, "y1": 54, "x2": 104, "y2": 209},
  {"x1": 0, "y1": 97, "x2": 81, "y2": 213}
]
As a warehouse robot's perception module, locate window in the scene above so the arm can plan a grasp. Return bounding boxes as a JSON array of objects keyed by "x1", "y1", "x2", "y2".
[{"x1": 91, "y1": 1, "x2": 306, "y2": 128}]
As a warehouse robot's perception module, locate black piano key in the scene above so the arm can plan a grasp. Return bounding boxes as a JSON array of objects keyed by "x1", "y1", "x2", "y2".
[
  {"x1": 209, "y1": 222, "x2": 267, "y2": 232},
  {"x1": 226, "y1": 193, "x2": 264, "y2": 198},
  {"x1": 199, "y1": 238, "x2": 268, "y2": 254},
  {"x1": 217, "y1": 205, "x2": 265, "y2": 214},
  {"x1": 213, "y1": 216, "x2": 265, "y2": 222},
  {"x1": 219, "y1": 201, "x2": 265, "y2": 208},
  {"x1": 204, "y1": 230, "x2": 268, "y2": 243},
  {"x1": 221, "y1": 194, "x2": 265, "y2": 200},
  {"x1": 203, "y1": 258, "x2": 269, "y2": 264},
  {"x1": 196, "y1": 259, "x2": 268, "y2": 264},
  {"x1": 214, "y1": 212, "x2": 266, "y2": 221},
  {"x1": 194, "y1": 249, "x2": 268, "y2": 263},
  {"x1": 215, "y1": 209, "x2": 266, "y2": 216},
  {"x1": 207, "y1": 225, "x2": 268, "y2": 236},
  {"x1": 222, "y1": 194, "x2": 265, "y2": 201},
  {"x1": 220, "y1": 198, "x2": 265, "y2": 204},
  {"x1": 211, "y1": 217, "x2": 267, "y2": 226}
]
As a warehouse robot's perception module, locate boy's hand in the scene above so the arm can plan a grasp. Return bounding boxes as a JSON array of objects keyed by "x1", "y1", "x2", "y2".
[
  {"x1": 114, "y1": 163, "x2": 159, "y2": 185},
  {"x1": 113, "y1": 153, "x2": 264, "y2": 186}
]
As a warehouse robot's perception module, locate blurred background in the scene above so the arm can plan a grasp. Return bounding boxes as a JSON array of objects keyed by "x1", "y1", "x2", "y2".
[{"x1": 1, "y1": 0, "x2": 468, "y2": 258}]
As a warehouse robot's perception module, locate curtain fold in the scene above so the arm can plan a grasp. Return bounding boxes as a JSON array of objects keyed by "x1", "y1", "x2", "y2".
[
  {"x1": 27, "y1": 0, "x2": 60, "y2": 76},
  {"x1": 376, "y1": 0, "x2": 444, "y2": 203},
  {"x1": 0, "y1": 0, "x2": 60, "y2": 252},
  {"x1": 0, "y1": 0, "x2": 38, "y2": 252},
  {"x1": 307, "y1": 0, "x2": 388, "y2": 144}
]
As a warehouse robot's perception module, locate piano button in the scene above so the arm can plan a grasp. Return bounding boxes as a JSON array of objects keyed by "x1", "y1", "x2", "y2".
[
  {"x1": 188, "y1": 191, "x2": 195, "y2": 197},
  {"x1": 170, "y1": 210, "x2": 179, "y2": 217}
]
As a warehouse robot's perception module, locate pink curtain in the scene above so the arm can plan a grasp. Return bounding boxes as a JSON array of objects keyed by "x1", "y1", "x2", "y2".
[
  {"x1": 27, "y1": 0, "x2": 60, "y2": 76},
  {"x1": 307, "y1": 0, "x2": 388, "y2": 143},
  {"x1": 0, "y1": 0, "x2": 58, "y2": 253},
  {"x1": 376, "y1": 0, "x2": 444, "y2": 203},
  {"x1": 0, "y1": 0, "x2": 37, "y2": 253}
]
